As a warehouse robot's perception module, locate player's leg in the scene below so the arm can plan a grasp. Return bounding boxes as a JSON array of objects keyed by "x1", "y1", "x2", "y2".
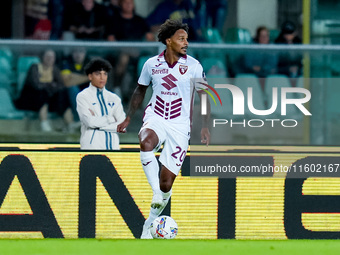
[
  {"x1": 139, "y1": 127, "x2": 162, "y2": 239},
  {"x1": 141, "y1": 130, "x2": 188, "y2": 239},
  {"x1": 158, "y1": 166, "x2": 176, "y2": 216},
  {"x1": 154, "y1": 166, "x2": 176, "y2": 218},
  {"x1": 159, "y1": 166, "x2": 176, "y2": 192},
  {"x1": 151, "y1": 166, "x2": 176, "y2": 218},
  {"x1": 157, "y1": 130, "x2": 189, "y2": 214},
  {"x1": 141, "y1": 165, "x2": 175, "y2": 239},
  {"x1": 139, "y1": 128, "x2": 163, "y2": 209}
]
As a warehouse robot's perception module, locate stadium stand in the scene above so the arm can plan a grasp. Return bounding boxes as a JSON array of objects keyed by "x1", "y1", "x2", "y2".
[
  {"x1": 202, "y1": 28, "x2": 224, "y2": 44},
  {"x1": 234, "y1": 73, "x2": 267, "y2": 119},
  {"x1": 0, "y1": 48, "x2": 14, "y2": 65},
  {"x1": 16, "y1": 56, "x2": 40, "y2": 98},
  {"x1": 269, "y1": 29, "x2": 280, "y2": 43},
  {"x1": 0, "y1": 42, "x2": 323, "y2": 145},
  {"x1": 0, "y1": 56, "x2": 14, "y2": 95},
  {"x1": 201, "y1": 57, "x2": 228, "y2": 78},
  {"x1": 224, "y1": 27, "x2": 252, "y2": 77},
  {"x1": 0, "y1": 88, "x2": 26, "y2": 119},
  {"x1": 296, "y1": 76, "x2": 304, "y2": 88},
  {"x1": 224, "y1": 27, "x2": 252, "y2": 44},
  {"x1": 264, "y1": 74, "x2": 302, "y2": 119},
  {"x1": 321, "y1": 77, "x2": 340, "y2": 118},
  {"x1": 137, "y1": 55, "x2": 152, "y2": 76},
  {"x1": 209, "y1": 79, "x2": 233, "y2": 119}
]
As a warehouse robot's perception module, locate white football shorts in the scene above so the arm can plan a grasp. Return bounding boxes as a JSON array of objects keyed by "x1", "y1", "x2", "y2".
[{"x1": 139, "y1": 118, "x2": 189, "y2": 175}]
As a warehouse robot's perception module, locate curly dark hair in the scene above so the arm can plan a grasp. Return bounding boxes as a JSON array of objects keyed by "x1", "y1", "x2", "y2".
[
  {"x1": 158, "y1": 19, "x2": 189, "y2": 45},
  {"x1": 84, "y1": 58, "x2": 112, "y2": 75}
]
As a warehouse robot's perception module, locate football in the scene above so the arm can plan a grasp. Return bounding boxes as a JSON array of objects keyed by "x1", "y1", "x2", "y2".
[{"x1": 150, "y1": 215, "x2": 178, "y2": 239}]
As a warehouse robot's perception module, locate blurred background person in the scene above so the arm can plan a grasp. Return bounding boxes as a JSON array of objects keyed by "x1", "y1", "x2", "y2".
[
  {"x1": 25, "y1": 0, "x2": 50, "y2": 39},
  {"x1": 195, "y1": 0, "x2": 228, "y2": 34},
  {"x1": 244, "y1": 26, "x2": 277, "y2": 81},
  {"x1": 106, "y1": 0, "x2": 154, "y2": 103},
  {"x1": 274, "y1": 21, "x2": 302, "y2": 78},
  {"x1": 16, "y1": 49, "x2": 74, "y2": 132},
  {"x1": 106, "y1": 0, "x2": 153, "y2": 42},
  {"x1": 76, "y1": 58, "x2": 126, "y2": 150},
  {"x1": 147, "y1": 0, "x2": 201, "y2": 41},
  {"x1": 48, "y1": 0, "x2": 65, "y2": 40},
  {"x1": 67, "y1": 0, "x2": 106, "y2": 40},
  {"x1": 104, "y1": 0, "x2": 120, "y2": 30},
  {"x1": 62, "y1": 0, "x2": 78, "y2": 40},
  {"x1": 61, "y1": 47, "x2": 89, "y2": 122},
  {"x1": 30, "y1": 19, "x2": 52, "y2": 40}
]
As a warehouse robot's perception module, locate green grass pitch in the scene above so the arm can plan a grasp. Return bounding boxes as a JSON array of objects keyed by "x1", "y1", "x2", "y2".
[{"x1": 1, "y1": 239, "x2": 340, "y2": 255}]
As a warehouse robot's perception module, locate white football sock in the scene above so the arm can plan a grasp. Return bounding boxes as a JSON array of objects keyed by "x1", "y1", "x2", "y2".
[
  {"x1": 144, "y1": 189, "x2": 172, "y2": 228},
  {"x1": 140, "y1": 151, "x2": 160, "y2": 194},
  {"x1": 161, "y1": 189, "x2": 172, "y2": 202}
]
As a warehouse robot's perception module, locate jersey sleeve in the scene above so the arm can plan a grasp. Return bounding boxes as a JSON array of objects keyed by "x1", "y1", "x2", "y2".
[
  {"x1": 192, "y1": 62, "x2": 208, "y2": 92},
  {"x1": 194, "y1": 62, "x2": 205, "y2": 79},
  {"x1": 137, "y1": 60, "x2": 151, "y2": 86}
]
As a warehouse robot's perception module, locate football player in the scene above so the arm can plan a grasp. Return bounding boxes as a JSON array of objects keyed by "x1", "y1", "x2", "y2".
[{"x1": 117, "y1": 19, "x2": 210, "y2": 238}]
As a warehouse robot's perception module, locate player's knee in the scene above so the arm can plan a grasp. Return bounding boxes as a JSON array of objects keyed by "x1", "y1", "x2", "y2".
[
  {"x1": 160, "y1": 180, "x2": 172, "y2": 193},
  {"x1": 139, "y1": 129, "x2": 158, "y2": 151},
  {"x1": 139, "y1": 134, "x2": 157, "y2": 151},
  {"x1": 140, "y1": 139, "x2": 154, "y2": 151}
]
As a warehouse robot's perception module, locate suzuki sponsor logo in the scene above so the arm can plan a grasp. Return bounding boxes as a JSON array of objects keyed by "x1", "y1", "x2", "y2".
[{"x1": 162, "y1": 74, "x2": 178, "y2": 90}]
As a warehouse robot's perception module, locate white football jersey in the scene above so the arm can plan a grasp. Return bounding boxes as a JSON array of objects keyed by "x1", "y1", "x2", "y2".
[{"x1": 138, "y1": 51, "x2": 206, "y2": 133}]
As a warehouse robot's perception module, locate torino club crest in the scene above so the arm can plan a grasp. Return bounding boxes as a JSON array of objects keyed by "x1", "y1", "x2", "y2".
[{"x1": 179, "y1": 65, "x2": 188, "y2": 75}]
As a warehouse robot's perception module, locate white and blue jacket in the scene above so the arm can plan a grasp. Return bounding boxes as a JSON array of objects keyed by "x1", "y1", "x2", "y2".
[{"x1": 76, "y1": 83, "x2": 126, "y2": 150}]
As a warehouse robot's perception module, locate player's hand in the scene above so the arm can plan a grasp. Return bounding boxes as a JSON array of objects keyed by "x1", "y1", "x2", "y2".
[
  {"x1": 117, "y1": 116, "x2": 130, "y2": 133},
  {"x1": 201, "y1": 127, "x2": 210, "y2": 146}
]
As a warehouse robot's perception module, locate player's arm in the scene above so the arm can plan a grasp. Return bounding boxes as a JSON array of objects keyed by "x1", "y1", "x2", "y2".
[
  {"x1": 194, "y1": 62, "x2": 211, "y2": 146},
  {"x1": 117, "y1": 84, "x2": 148, "y2": 133}
]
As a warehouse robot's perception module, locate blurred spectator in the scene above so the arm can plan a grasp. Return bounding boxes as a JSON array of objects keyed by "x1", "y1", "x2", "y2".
[
  {"x1": 147, "y1": 0, "x2": 201, "y2": 41},
  {"x1": 76, "y1": 58, "x2": 126, "y2": 150},
  {"x1": 195, "y1": 0, "x2": 228, "y2": 34},
  {"x1": 106, "y1": 0, "x2": 153, "y2": 41},
  {"x1": 107, "y1": 0, "x2": 154, "y2": 101},
  {"x1": 68, "y1": 0, "x2": 106, "y2": 40},
  {"x1": 31, "y1": 19, "x2": 52, "y2": 40},
  {"x1": 15, "y1": 50, "x2": 74, "y2": 132},
  {"x1": 48, "y1": 0, "x2": 65, "y2": 40},
  {"x1": 62, "y1": 0, "x2": 79, "y2": 39},
  {"x1": 61, "y1": 47, "x2": 89, "y2": 121},
  {"x1": 105, "y1": 0, "x2": 120, "y2": 23},
  {"x1": 244, "y1": 26, "x2": 277, "y2": 80},
  {"x1": 103, "y1": 0, "x2": 120, "y2": 43},
  {"x1": 25, "y1": 0, "x2": 51, "y2": 39},
  {"x1": 274, "y1": 21, "x2": 302, "y2": 78}
]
